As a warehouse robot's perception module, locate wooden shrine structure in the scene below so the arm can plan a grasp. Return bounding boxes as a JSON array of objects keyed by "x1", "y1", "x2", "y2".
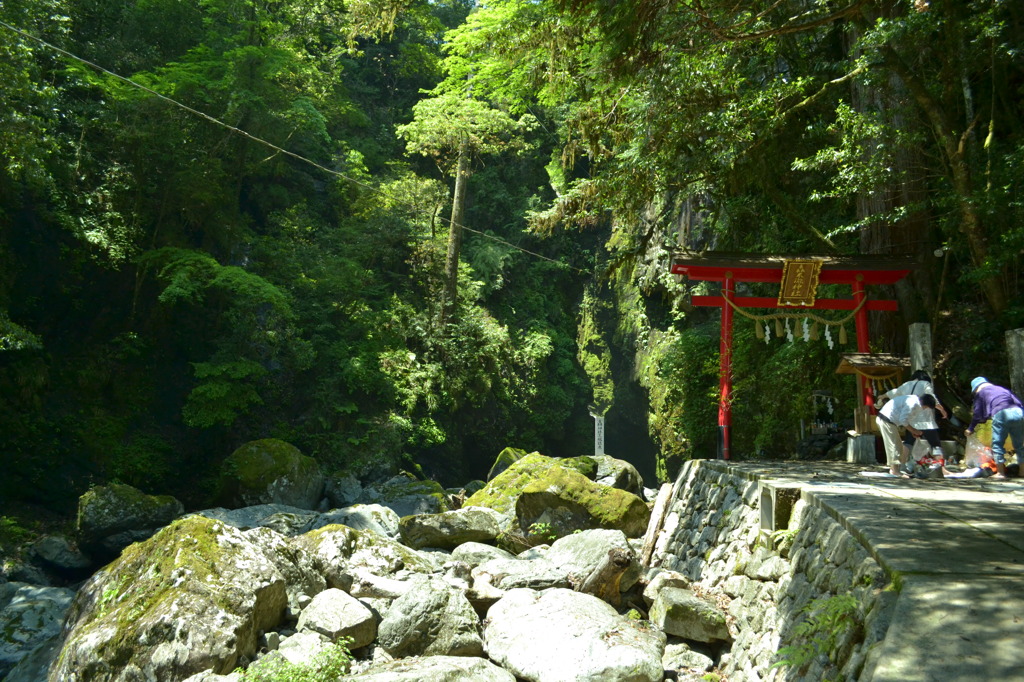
[{"x1": 670, "y1": 252, "x2": 916, "y2": 459}]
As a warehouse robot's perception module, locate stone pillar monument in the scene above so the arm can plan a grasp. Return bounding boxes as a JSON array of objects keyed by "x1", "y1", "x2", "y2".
[
  {"x1": 1007, "y1": 329, "x2": 1024, "y2": 398},
  {"x1": 909, "y1": 322, "x2": 933, "y2": 376}
]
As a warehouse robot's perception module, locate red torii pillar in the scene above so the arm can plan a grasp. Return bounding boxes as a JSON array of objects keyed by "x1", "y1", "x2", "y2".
[{"x1": 671, "y1": 255, "x2": 913, "y2": 460}]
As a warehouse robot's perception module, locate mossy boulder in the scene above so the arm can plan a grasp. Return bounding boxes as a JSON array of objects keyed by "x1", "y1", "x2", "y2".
[
  {"x1": 358, "y1": 473, "x2": 449, "y2": 518},
  {"x1": 464, "y1": 453, "x2": 648, "y2": 540},
  {"x1": 52, "y1": 515, "x2": 322, "y2": 681},
  {"x1": 593, "y1": 455, "x2": 645, "y2": 496},
  {"x1": 486, "y1": 447, "x2": 530, "y2": 481},
  {"x1": 219, "y1": 439, "x2": 324, "y2": 510},
  {"x1": 515, "y1": 466, "x2": 651, "y2": 539},
  {"x1": 76, "y1": 483, "x2": 183, "y2": 556},
  {"x1": 292, "y1": 523, "x2": 442, "y2": 590},
  {"x1": 648, "y1": 587, "x2": 730, "y2": 643},
  {"x1": 398, "y1": 507, "x2": 506, "y2": 550}
]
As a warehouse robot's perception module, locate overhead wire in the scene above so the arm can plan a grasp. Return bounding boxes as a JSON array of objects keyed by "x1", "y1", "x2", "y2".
[{"x1": 0, "y1": 18, "x2": 586, "y2": 274}]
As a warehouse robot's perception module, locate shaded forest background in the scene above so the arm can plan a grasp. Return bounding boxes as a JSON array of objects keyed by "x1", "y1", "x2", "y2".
[{"x1": 2, "y1": 0, "x2": 1023, "y2": 520}]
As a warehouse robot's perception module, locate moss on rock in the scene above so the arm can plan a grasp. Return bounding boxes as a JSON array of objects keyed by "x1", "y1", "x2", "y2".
[
  {"x1": 76, "y1": 483, "x2": 183, "y2": 544},
  {"x1": 465, "y1": 452, "x2": 648, "y2": 539},
  {"x1": 486, "y1": 447, "x2": 530, "y2": 481},
  {"x1": 219, "y1": 438, "x2": 324, "y2": 509},
  {"x1": 561, "y1": 456, "x2": 598, "y2": 479},
  {"x1": 53, "y1": 515, "x2": 292, "y2": 679},
  {"x1": 464, "y1": 453, "x2": 564, "y2": 517},
  {"x1": 515, "y1": 466, "x2": 651, "y2": 538},
  {"x1": 368, "y1": 473, "x2": 450, "y2": 517}
]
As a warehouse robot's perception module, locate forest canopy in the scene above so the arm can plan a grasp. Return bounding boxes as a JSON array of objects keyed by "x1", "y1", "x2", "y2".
[{"x1": 1, "y1": 0, "x2": 1022, "y2": 513}]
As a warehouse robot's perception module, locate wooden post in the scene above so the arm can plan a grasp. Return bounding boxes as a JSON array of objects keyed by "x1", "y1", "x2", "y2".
[
  {"x1": 640, "y1": 483, "x2": 673, "y2": 567},
  {"x1": 909, "y1": 323, "x2": 933, "y2": 377},
  {"x1": 719, "y1": 273, "x2": 734, "y2": 460},
  {"x1": 852, "y1": 275, "x2": 871, "y2": 407},
  {"x1": 1007, "y1": 329, "x2": 1024, "y2": 398}
]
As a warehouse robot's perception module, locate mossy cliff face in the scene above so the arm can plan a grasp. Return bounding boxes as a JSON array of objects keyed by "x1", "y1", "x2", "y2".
[
  {"x1": 465, "y1": 453, "x2": 648, "y2": 539},
  {"x1": 219, "y1": 438, "x2": 324, "y2": 510},
  {"x1": 51, "y1": 516, "x2": 309, "y2": 682}
]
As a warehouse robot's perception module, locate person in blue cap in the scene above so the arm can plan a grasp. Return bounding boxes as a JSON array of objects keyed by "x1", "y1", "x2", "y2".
[{"x1": 965, "y1": 377, "x2": 1024, "y2": 479}]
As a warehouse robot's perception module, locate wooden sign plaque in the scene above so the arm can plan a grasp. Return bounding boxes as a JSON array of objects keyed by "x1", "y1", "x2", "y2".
[{"x1": 777, "y1": 259, "x2": 822, "y2": 307}]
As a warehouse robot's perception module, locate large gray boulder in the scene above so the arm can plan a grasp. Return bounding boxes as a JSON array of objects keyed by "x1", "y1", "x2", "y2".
[
  {"x1": 470, "y1": 557, "x2": 571, "y2": 592},
  {"x1": 320, "y1": 504, "x2": 400, "y2": 538},
  {"x1": 190, "y1": 504, "x2": 319, "y2": 536},
  {"x1": 218, "y1": 438, "x2": 325, "y2": 510},
  {"x1": 356, "y1": 474, "x2": 449, "y2": 518},
  {"x1": 346, "y1": 655, "x2": 516, "y2": 681},
  {"x1": 468, "y1": 530, "x2": 641, "y2": 605},
  {"x1": 398, "y1": 507, "x2": 506, "y2": 550},
  {"x1": 648, "y1": 586, "x2": 731, "y2": 643},
  {"x1": 545, "y1": 529, "x2": 641, "y2": 594},
  {"x1": 76, "y1": 483, "x2": 183, "y2": 556},
  {"x1": 377, "y1": 576, "x2": 483, "y2": 658},
  {"x1": 290, "y1": 524, "x2": 442, "y2": 592},
  {"x1": 483, "y1": 587, "x2": 666, "y2": 682},
  {"x1": 296, "y1": 588, "x2": 377, "y2": 649},
  {"x1": 450, "y1": 541, "x2": 516, "y2": 567},
  {"x1": 192, "y1": 502, "x2": 401, "y2": 539},
  {"x1": 0, "y1": 583, "x2": 74, "y2": 679},
  {"x1": 3, "y1": 636, "x2": 62, "y2": 682},
  {"x1": 593, "y1": 455, "x2": 645, "y2": 497},
  {"x1": 28, "y1": 535, "x2": 92, "y2": 577},
  {"x1": 49, "y1": 516, "x2": 322, "y2": 682}
]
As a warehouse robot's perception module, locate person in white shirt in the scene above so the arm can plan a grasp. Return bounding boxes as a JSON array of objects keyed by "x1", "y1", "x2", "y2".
[
  {"x1": 876, "y1": 393, "x2": 938, "y2": 477},
  {"x1": 875, "y1": 370, "x2": 948, "y2": 463}
]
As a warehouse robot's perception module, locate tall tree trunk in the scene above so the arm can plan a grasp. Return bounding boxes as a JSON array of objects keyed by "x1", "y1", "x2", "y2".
[
  {"x1": 442, "y1": 136, "x2": 470, "y2": 324},
  {"x1": 884, "y1": 49, "x2": 1008, "y2": 317}
]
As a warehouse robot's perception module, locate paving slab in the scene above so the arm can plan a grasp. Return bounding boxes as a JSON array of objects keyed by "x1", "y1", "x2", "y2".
[{"x1": 703, "y1": 460, "x2": 1024, "y2": 681}]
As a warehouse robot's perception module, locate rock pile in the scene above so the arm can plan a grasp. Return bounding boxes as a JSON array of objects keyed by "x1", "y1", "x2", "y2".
[{"x1": 1, "y1": 448, "x2": 734, "y2": 682}]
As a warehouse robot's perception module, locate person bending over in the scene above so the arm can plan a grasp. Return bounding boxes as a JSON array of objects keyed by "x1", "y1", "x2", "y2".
[
  {"x1": 876, "y1": 393, "x2": 937, "y2": 477},
  {"x1": 966, "y1": 377, "x2": 1023, "y2": 480},
  {"x1": 875, "y1": 370, "x2": 948, "y2": 462}
]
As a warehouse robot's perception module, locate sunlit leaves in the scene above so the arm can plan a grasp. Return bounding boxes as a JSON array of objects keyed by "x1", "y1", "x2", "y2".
[{"x1": 397, "y1": 92, "x2": 537, "y2": 171}]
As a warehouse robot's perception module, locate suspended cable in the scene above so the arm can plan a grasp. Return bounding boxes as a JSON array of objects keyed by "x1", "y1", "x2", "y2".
[{"x1": 0, "y1": 18, "x2": 586, "y2": 274}]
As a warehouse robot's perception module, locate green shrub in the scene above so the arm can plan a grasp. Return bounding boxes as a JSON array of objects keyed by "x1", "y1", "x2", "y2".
[
  {"x1": 772, "y1": 594, "x2": 861, "y2": 671},
  {"x1": 238, "y1": 640, "x2": 352, "y2": 682}
]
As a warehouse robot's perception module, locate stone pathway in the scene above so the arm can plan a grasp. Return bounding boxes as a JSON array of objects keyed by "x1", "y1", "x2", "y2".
[{"x1": 705, "y1": 460, "x2": 1024, "y2": 682}]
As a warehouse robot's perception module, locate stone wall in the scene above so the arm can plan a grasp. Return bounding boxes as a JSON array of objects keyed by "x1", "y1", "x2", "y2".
[{"x1": 651, "y1": 460, "x2": 898, "y2": 681}]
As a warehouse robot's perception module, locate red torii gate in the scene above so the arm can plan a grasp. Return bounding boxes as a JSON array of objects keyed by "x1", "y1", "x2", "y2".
[{"x1": 670, "y1": 253, "x2": 915, "y2": 460}]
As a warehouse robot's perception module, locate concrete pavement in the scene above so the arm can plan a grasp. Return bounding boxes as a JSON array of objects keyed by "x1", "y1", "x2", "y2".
[{"x1": 710, "y1": 460, "x2": 1024, "y2": 682}]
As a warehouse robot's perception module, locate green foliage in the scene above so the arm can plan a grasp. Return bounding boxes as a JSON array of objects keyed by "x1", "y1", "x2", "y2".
[
  {"x1": 651, "y1": 323, "x2": 719, "y2": 470},
  {"x1": 527, "y1": 521, "x2": 556, "y2": 543},
  {"x1": 577, "y1": 288, "x2": 614, "y2": 415},
  {"x1": 397, "y1": 92, "x2": 537, "y2": 172},
  {"x1": 4, "y1": 0, "x2": 1022, "y2": 521},
  {"x1": 182, "y1": 360, "x2": 268, "y2": 428},
  {"x1": 237, "y1": 640, "x2": 352, "y2": 682},
  {"x1": 0, "y1": 314, "x2": 43, "y2": 351},
  {"x1": 0, "y1": 516, "x2": 34, "y2": 553},
  {"x1": 772, "y1": 594, "x2": 861, "y2": 671}
]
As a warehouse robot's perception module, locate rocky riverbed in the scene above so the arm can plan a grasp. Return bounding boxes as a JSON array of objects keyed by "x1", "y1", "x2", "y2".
[{"x1": 1, "y1": 442, "x2": 735, "y2": 681}]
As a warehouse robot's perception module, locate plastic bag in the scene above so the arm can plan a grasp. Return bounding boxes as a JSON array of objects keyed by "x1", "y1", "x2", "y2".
[
  {"x1": 964, "y1": 433, "x2": 995, "y2": 470},
  {"x1": 913, "y1": 444, "x2": 945, "y2": 479}
]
